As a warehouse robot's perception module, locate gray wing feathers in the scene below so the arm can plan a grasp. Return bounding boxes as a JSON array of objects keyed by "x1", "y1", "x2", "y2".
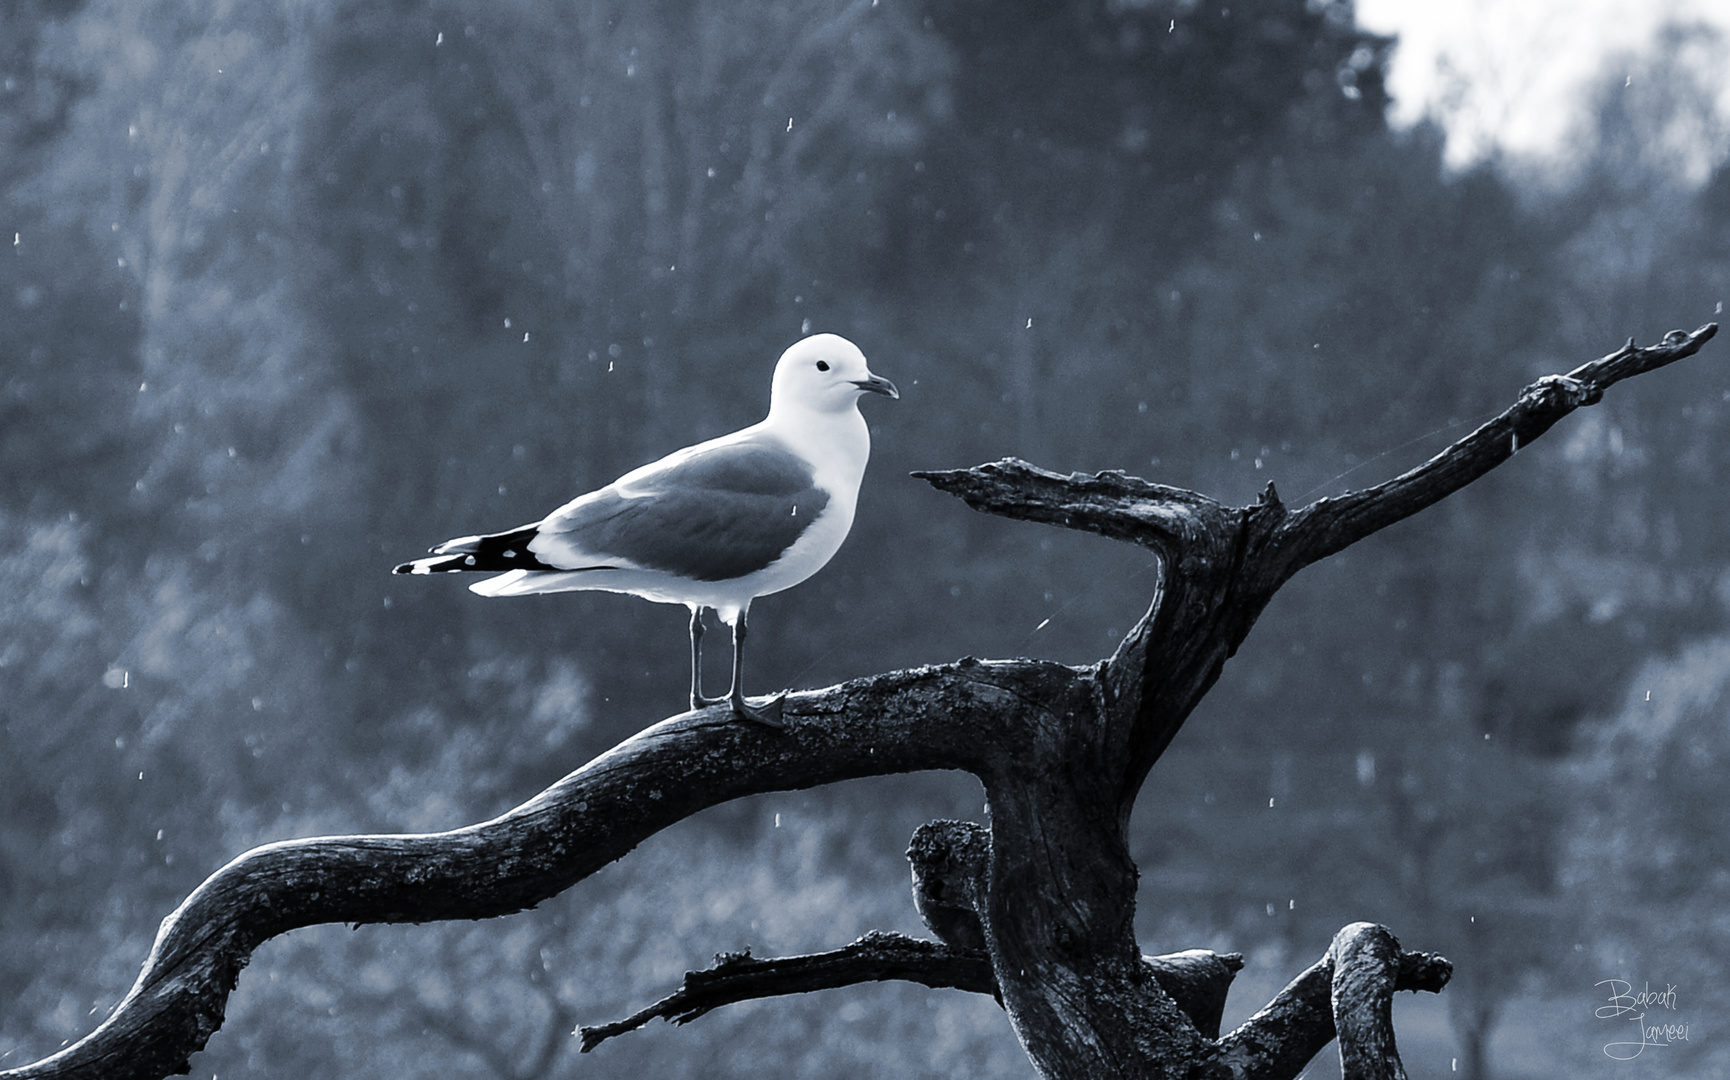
[{"x1": 535, "y1": 442, "x2": 829, "y2": 581}]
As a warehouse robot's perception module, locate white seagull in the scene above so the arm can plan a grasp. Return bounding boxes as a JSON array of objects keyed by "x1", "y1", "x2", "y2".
[{"x1": 394, "y1": 334, "x2": 898, "y2": 727}]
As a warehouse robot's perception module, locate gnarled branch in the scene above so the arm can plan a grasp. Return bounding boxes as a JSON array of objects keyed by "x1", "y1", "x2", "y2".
[
  {"x1": 577, "y1": 932, "x2": 995, "y2": 1051},
  {"x1": 3, "y1": 324, "x2": 1713, "y2": 1080},
  {"x1": 2, "y1": 663, "x2": 1081, "y2": 1080},
  {"x1": 1274, "y1": 323, "x2": 1718, "y2": 568},
  {"x1": 906, "y1": 819, "x2": 1246, "y2": 1038},
  {"x1": 913, "y1": 321, "x2": 1720, "y2": 797},
  {"x1": 1214, "y1": 924, "x2": 1451, "y2": 1079},
  {"x1": 576, "y1": 930, "x2": 1252, "y2": 1053}
]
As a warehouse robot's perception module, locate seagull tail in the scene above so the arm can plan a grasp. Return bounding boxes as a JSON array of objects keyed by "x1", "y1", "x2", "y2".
[{"x1": 391, "y1": 525, "x2": 555, "y2": 575}]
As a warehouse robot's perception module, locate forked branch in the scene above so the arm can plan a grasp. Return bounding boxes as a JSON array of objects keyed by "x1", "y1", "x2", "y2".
[
  {"x1": 914, "y1": 322, "x2": 1720, "y2": 792},
  {"x1": 579, "y1": 919, "x2": 1449, "y2": 1079},
  {"x1": 1214, "y1": 924, "x2": 1452, "y2": 1079},
  {"x1": 577, "y1": 931, "x2": 1251, "y2": 1052},
  {"x1": 3, "y1": 324, "x2": 1713, "y2": 1080}
]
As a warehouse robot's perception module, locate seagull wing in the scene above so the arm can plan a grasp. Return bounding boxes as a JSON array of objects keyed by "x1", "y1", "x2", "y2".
[{"x1": 531, "y1": 435, "x2": 830, "y2": 582}]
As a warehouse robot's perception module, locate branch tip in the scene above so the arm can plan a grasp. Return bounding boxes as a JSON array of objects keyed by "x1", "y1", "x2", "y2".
[{"x1": 577, "y1": 932, "x2": 998, "y2": 1053}]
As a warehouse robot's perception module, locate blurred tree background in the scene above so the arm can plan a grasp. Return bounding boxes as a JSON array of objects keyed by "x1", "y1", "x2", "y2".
[{"x1": 2, "y1": 1, "x2": 1727, "y2": 1077}]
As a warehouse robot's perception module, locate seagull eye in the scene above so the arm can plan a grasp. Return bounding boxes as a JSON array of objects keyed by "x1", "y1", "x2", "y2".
[{"x1": 815, "y1": 360, "x2": 830, "y2": 371}]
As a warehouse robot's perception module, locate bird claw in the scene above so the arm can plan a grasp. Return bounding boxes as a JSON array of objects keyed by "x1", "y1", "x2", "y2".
[
  {"x1": 732, "y1": 694, "x2": 786, "y2": 730},
  {"x1": 686, "y1": 693, "x2": 784, "y2": 729}
]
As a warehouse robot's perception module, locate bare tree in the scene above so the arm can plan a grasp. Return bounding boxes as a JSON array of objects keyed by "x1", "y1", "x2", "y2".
[{"x1": 0, "y1": 324, "x2": 1715, "y2": 1080}]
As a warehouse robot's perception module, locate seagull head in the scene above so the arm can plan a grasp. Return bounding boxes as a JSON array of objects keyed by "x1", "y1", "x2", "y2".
[{"x1": 769, "y1": 334, "x2": 899, "y2": 416}]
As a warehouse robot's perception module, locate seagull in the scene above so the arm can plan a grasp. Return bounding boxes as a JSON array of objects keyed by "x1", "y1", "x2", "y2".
[{"x1": 393, "y1": 334, "x2": 898, "y2": 727}]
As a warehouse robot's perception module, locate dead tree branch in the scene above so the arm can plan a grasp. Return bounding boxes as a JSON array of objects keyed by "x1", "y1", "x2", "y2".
[
  {"x1": 1213, "y1": 925, "x2": 1451, "y2": 1079},
  {"x1": 577, "y1": 932, "x2": 995, "y2": 1051},
  {"x1": 2, "y1": 324, "x2": 1713, "y2": 1080},
  {"x1": 577, "y1": 931, "x2": 1252, "y2": 1052}
]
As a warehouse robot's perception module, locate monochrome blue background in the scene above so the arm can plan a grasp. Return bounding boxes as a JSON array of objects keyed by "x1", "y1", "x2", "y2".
[{"x1": 2, "y1": 2, "x2": 1727, "y2": 1076}]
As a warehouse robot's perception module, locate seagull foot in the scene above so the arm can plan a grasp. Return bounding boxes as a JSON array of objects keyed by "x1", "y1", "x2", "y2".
[{"x1": 731, "y1": 693, "x2": 786, "y2": 729}]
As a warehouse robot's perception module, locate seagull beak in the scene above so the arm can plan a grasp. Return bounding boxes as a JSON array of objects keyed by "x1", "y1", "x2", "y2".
[{"x1": 853, "y1": 373, "x2": 899, "y2": 400}]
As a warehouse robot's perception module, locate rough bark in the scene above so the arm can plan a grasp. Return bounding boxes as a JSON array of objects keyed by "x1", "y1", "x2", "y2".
[
  {"x1": 1213, "y1": 926, "x2": 1452, "y2": 1079},
  {"x1": 908, "y1": 818, "x2": 992, "y2": 952},
  {"x1": 577, "y1": 932, "x2": 997, "y2": 1051},
  {"x1": 0, "y1": 324, "x2": 1714, "y2": 1080},
  {"x1": 906, "y1": 817, "x2": 1247, "y2": 1039},
  {"x1": 576, "y1": 931, "x2": 1250, "y2": 1052}
]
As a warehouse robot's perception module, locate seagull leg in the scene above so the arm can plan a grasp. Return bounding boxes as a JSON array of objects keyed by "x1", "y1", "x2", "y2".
[
  {"x1": 689, "y1": 606, "x2": 719, "y2": 711},
  {"x1": 727, "y1": 608, "x2": 785, "y2": 728}
]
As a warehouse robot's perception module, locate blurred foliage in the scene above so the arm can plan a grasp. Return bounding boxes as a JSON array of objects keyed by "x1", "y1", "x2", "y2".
[
  {"x1": 2, "y1": 1, "x2": 1728, "y2": 1077},
  {"x1": 1556, "y1": 637, "x2": 1730, "y2": 1079}
]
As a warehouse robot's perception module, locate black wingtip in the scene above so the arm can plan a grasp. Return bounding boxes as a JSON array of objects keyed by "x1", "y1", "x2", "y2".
[{"x1": 392, "y1": 526, "x2": 557, "y2": 575}]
